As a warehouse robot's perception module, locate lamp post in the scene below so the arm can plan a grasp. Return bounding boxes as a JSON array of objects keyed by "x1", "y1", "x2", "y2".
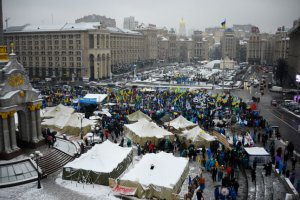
[
  {"x1": 30, "y1": 151, "x2": 43, "y2": 189},
  {"x1": 77, "y1": 113, "x2": 84, "y2": 139}
]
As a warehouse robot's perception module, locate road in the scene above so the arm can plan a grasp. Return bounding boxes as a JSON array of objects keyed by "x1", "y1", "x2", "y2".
[{"x1": 231, "y1": 66, "x2": 300, "y2": 154}]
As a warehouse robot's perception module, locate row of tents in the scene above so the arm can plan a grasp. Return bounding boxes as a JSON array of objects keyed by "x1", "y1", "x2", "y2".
[{"x1": 63, "y1": 140, "x2": 189, "y2": 200}]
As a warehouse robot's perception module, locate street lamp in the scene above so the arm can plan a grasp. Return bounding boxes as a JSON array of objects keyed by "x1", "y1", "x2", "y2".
[
  {"x1": 30, "y1": 151, "x2": 43, "y2": 189},
  {"x1": 77, "y1": 113, "x2": 84, "y2": 139}
]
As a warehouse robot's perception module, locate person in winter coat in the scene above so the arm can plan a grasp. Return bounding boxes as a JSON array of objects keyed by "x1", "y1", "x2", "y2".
[
  {"x1": 196, "y1": 188, "x2": 204, "y2": 200},
  {"x1": 127, "y1": 138, "x2": 132, "y2": 147},
  {"x1": 137, "y1": 143, "x2": 141, "y2": 156},
  {"x1": 214, "y1": 186, "x2": 220, "y2": 200},
  {"x1": 119, "y1": 137, "x2": 124, "y2": 147}
]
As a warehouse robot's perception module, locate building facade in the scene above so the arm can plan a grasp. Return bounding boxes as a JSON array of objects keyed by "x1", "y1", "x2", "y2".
[
  {"x1": 123, "y1": 16, "x2": 138, "y2": 30},
  {"x1": 273, "y1": 26, "x2": 289, "y2": 63},
  {"x1": 221, "y1": 28, "x2": 239, "y2": 61},
  {"x1": 288, "y1": 19, "x2": 300, "y2": 82},
  {"x1": 178, "y1": 18, "x2": 186, "y2": 37}
]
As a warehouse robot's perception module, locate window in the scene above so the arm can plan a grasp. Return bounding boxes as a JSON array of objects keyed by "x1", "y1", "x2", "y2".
[
  {"x1": 76, "y1": 57, "x2": 81, "y2": 61},
  {"x1": 35, "y1": 57, "x2": 39, "y2": 61},
  {"x1": 69, "y1": 57, "x2": 73, "y2": 61},
  {"x1": 54, "y1": 40, "x2": 59, "y2": 45},
  {"x1": 49, "y1": 62, "x2": 53, "y2": 66},
  {"x1": 42, "y1": 57, "x2": 46, "y2": 61},
  {"x1": 68, "y1": 35, "x2": 73, "y2": 39},
  {"x1": 62, "y1": 57, "x2": 66, "y2": 61},
  {"x1": 49, "y1": 57, "x2": 52, "y2": 61},
  {"x1": 62, "y1": 35, "x2": 66, "y2": 39},
  {"x1": 69, "y1": 40, "x2": 73, "y2": 44},
  {"x1": 55, "y1": 57, "x2": 59, "y2": 61},
  {"x1": 69, "y1": 46, "x2": 73, "y2": 50}
]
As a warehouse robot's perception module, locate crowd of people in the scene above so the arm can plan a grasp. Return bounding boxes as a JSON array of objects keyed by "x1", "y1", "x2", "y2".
[{"x1": 39, "y1": 84, "x2": 300, "y2": 199}]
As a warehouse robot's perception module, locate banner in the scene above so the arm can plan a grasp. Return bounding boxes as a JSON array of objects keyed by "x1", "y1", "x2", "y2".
[
  {"x1": 79, "y1": 98, "x2": 97, "y2": 104},
  {"x1": 112, "y1": 184, "x2": 137, "y2": 196}
]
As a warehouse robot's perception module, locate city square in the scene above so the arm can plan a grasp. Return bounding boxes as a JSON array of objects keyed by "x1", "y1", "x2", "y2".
[{"x1": 1, "y1": 0, "x2": 300, "y2": 200}]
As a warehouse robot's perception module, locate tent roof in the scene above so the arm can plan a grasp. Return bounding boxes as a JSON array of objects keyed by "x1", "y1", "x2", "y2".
[
  {"x1": 127, "y1": 110, "x2": 151, "y2": 122},
  {"x1": 64, "y1": 140, "x2": 132, "y2": 173},
  {"x1": 120, "y1": 152, "x2": 188, "y2": 189},
  {"x1": 125, "y1": 118, "x2": 173, "y2": 139},
  {"x1": 182, "y1": 126, "x2": 216, "y2": 142},
  {"x1": 168, "y1": 115, "x2": 196, "y2": 130},
  {"x1": 41, "y1": 104, "x2": 74, "y2": 118},
  {"x1": 83, "y1": 94, "x2": 107, "y2": 103},
  {"x1": 159, "y1": 113, "x2": 173, "y2": 123},
  {"x1": 244, "y1": 147, "x2": 270, "y2": 156}
]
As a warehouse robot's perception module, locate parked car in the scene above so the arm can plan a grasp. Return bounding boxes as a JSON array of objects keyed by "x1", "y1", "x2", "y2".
[{"x1": 271, "y1": 100, "x2": 277, "y2": 106}]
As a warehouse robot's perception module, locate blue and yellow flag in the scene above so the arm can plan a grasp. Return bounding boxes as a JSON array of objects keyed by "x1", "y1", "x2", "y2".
[{"x1": 221, "y1": 19, "x2": 226, "y2": 29}]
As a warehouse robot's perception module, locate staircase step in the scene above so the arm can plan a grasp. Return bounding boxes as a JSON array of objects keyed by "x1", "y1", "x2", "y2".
[
  {"x1": 246, "y1": 169, "x2": 256, "y2": 200},
  {"x1": 255, "y1": 168, "x2": 265, "y2": 200},
  {"x1": 37, "y1": 148, "x2": 74, "y2": 176},
  {"x1": 262, "y1": 172, "x2": 273, "y2": 200}
]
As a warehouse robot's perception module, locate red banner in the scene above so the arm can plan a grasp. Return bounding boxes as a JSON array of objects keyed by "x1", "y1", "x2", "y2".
[{"x1": 112, "y1": 184, "x2": 137, "y2": 196}]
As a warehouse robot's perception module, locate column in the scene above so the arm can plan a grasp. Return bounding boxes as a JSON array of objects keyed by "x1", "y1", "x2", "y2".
[
  {"x1": 107, "y1": 56, "x2": 111, "y2": 76},
  {"x1": 9, "y1": 111, "x2": 19, "y2": 150},
  {"x1": 99, "y1": 58, "x2": 103, "y2": 79},
  {"x1": 104, "y1": 35, "x2": 107, "y2": 49},
  {"x1": 94, "y1": 34, "x2": 97, "y2": 49},
  {"x1": 1, "y1": 112, "x2": 12, "y2": 153},
  {"x1": 28, "y1": 105, "x2": 38, "y2": 143},
  {"x1": 35, "y1": 106, "x2": 43, "y2": 140},
  {"x1": 102, "y1": 56, "x2": 107, "y2": 78},
  {"x1": 94, "y1": 57, "x2": 98, "y2": 80}
]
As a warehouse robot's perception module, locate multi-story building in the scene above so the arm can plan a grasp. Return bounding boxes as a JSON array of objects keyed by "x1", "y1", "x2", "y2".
[
  {"x1": 247, "y1": 26, "x2": 264, "y2": 64},
  {"x1": 273, "y1": 26, "x2": 289, "y2": 63},
  {"x1": 288, "y1": 19, "x2": 300, "y2": 82},
  {"x1": 220, "y1": 28, "x2": 239, "y2": 61},
  {"x1": 136, "y1": 28, "x2": 158, "y2": 61},
  {"x1": 75, "y1": 14, "x2": 116, "y2": 27},
  {"x1": 178, "y1": 18, "x2": 186, "y2": 37},
  {"x1": 4, "y1": 22, "x2": 147, "y2": 81},
  {"x1": 123, "y1": 16, "x2": 138, "y2": 30},
  {"x1": 0, "y1": 0, "x2": 3, "y2": 45},
  {"x1": 168, "y1": 29, "x2": 178, "y2": 62},
  {"x1": 108, "y1": 27, "x2": 144, "y2": 70}
]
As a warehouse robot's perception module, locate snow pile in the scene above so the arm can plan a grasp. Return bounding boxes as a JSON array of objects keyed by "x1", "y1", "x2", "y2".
[
  {"x1": 120, "y1": 152, "x2": 189, "y2": 189},
  {"x1": 65, "y1": 140, "x2": 132, "y2": 173}
]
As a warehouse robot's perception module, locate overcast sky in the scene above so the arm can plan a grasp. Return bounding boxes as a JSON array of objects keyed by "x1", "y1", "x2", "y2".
[{"x1": 3, "y1": 0, "x2": 300, "y2": 33}]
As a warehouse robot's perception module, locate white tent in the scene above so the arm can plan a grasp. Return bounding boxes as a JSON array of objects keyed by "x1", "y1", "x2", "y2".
[
  {"x1": 244, "y1": 147, "x2": 270, "y2": 166},
  {"x1": 63, "y1": 140, "x2": 133, "y2": 185},
  {"x1": 181, "y1": 126, "x2": 216, "y2": 148},
  {"x1": 168, "y1": 115, "x2": 197, "y2": 132},
  {"x1": 41, "y1": 104, "x2": 96, "y2": 135},
  {"x1": 118, "y1": 152, "x2": 189, "y2": 199},
  {"x1": 124, "y1": 118, "x2": 173, "y2": 145},
  {"x1": 41, "y1": 104, "x2": 74, "y2": 119},
  {"x1": 126, "y1": 110, "x2": 151, "y2": 123}
]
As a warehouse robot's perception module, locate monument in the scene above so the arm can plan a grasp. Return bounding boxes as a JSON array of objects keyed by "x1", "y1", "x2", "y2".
[{"x1": 0, "y1": 45, "x2": 43, "y2": 159}]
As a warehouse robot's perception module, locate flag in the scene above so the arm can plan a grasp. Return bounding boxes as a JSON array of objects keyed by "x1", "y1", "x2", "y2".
[{"x1": 221, "y1": 19, "x2": 226, "y2": 29}]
